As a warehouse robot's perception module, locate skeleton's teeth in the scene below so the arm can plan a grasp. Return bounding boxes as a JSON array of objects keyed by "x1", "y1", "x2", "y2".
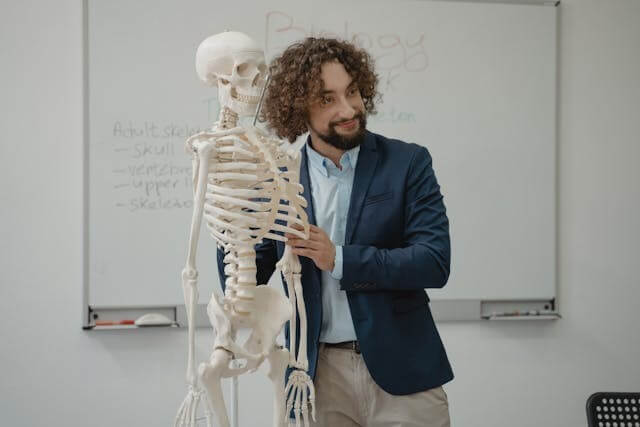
[{"x1": 234, "y1": 92, "x2": 260, "y2": 104}]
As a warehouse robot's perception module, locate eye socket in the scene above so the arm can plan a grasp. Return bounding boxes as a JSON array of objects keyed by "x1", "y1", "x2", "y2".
[
  {"x1": 236, "y1": 63, "x2": 251, "y2": 77},
  {"x1": 219, "y1": 78, "x2": 230, "y2": 85}
]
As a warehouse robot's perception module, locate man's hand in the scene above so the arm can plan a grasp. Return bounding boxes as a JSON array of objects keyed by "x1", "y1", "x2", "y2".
[{"x1": 285, "y1": 224, "x2": 336, "y2": 272}]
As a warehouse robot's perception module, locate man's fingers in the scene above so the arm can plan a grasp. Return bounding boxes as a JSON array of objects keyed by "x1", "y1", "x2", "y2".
[
  {"x1": 309, "y1": 225, "x2": 322, "y2": 234},
  {"x1": 285, "y1": 233, "x2": 306, "y2": 240},
  {"x1": 285, "y1": 227, "x2": 311, "y2": 240},
  {"x1": 291, "y1": 247, "x2": 315, "y2": 259},
  {"x1": 286, "y1": 237, "x2": 303, "y2": 246},
  {"x1": 287, "y1": 224, "x2": 323, "y2": 238},
  {"x1": 287, "y1": 238, "x2": 320, "y2": 250}
]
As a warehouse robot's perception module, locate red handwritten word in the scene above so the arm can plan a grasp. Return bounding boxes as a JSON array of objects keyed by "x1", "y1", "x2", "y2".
[{"x1": 265, "y1": 11, "x2": 429, "y2": 73}]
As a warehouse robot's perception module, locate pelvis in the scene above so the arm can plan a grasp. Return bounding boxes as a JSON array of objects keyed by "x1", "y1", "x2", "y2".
[{"x1": 206, "y1": 284, "x2": 292, "y2": 374}]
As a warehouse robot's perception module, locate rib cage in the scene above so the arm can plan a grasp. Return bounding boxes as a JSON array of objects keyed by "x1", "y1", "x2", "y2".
[{"x1": 202, "y1": 130, "x2": 308, "y2": 251}]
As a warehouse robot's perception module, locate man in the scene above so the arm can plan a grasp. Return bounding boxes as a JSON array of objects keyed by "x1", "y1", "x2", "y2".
[{"x1": 219, "y1": 37, "x2": 453, "y2": 426}]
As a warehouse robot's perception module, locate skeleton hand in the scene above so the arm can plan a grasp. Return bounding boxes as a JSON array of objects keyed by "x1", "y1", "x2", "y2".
[
  {"x1": 174, "y1": 385, "x2": 212, "y2": 427},
  {"x1": 284, "y1": 370, "x2": 316, "y2": 427},
  {"x1": 286, "y1": 224, "x2": 336, "y2": 272}
]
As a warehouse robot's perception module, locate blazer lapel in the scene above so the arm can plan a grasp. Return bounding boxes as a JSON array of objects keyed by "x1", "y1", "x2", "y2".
[
  {"x1": 299, "y1": 143, "x2": 317, "y2": 227},
  {"x1": 345, "y1": 131, "x2": 378, "y2": 244},
  {"x1": 298, "y1": 143, "x2": 322, "y2": 288}
]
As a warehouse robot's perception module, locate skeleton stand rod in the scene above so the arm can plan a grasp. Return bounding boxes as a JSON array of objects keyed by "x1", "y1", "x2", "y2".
[
  {"x1": 229, "y1": 365, "x2": 239, "y2": 427},
  {"x1": 253, "y1": 74, "x2": 271, "y2": 126}
]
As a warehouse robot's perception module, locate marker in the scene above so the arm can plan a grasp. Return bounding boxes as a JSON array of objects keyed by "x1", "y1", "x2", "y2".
[{"x1": 94, "y1": 319, "x2": 135, "y2": 326}]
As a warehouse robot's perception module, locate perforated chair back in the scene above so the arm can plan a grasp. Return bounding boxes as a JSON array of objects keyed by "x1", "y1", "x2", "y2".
[{"x1": 587, "y1": 392, "x2": 640, "y2": 427}]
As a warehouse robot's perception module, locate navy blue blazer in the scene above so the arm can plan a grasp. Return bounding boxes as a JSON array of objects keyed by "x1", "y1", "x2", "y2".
[{"x1": 217, "y1": 130, "x2": 453, "y2": 395}]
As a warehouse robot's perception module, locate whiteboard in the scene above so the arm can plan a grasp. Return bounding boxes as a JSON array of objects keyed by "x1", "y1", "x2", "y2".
[{"x1": 85, "y1": 0, "x2": 557, "y2": 309}]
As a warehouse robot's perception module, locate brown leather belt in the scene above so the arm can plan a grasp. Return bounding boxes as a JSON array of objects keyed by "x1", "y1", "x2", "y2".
[{"x1": 324, "y1": 340, "x2": 361, "y2": 354}]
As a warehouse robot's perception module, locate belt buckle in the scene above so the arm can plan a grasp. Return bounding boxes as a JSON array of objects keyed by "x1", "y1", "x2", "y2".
[{"x1": 351, "y1": 341, "x2": 361, "y2": 354}]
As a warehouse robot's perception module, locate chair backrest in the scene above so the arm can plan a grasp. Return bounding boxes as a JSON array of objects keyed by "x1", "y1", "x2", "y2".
[{"x1": 586, "y1": 392, "x2": 640, "y2": 427}]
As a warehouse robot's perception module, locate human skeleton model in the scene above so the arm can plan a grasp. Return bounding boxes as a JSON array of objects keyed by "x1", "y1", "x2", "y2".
[{"x1": 175, "y1": 31, "x2": 316, "y2": 427}]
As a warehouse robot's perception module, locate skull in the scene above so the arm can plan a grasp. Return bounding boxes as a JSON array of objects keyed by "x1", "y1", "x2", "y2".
[{"x1": 195, "y1": 31, "x2": 267, "y2": 117}]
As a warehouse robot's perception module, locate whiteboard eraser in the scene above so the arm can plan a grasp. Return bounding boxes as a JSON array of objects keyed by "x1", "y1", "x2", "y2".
[{"x1": 134, "y1": 313, "x2": 174, "y2": 327}]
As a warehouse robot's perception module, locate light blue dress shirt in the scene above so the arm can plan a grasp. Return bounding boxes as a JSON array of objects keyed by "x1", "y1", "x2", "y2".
[{"x1": 305, "y1": 141, "x2": 360, "y2": 344}]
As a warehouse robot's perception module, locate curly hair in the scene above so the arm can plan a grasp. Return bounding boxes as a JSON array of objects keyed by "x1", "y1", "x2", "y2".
[{"x1": 262, "y1": 37, "x2": 380, "y2": 143}]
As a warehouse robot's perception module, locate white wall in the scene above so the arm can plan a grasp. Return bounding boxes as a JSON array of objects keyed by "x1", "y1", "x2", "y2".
[{"x1": 1, "y1": 1, "x2": 638, "y2": 426}]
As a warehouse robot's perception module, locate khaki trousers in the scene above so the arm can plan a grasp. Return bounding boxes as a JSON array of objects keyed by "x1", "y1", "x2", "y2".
[{"x1": 308, "y1": 343, "x2": 451, "y2": 427}]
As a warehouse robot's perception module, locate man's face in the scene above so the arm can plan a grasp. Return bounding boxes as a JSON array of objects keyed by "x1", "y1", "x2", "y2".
[{"x1": 307, "y1": 60, "x2": 367, "y2": 150}]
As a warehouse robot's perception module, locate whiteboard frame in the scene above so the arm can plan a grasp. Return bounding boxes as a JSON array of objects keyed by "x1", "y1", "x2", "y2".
[{"x1": 81, "y1": 0, "x2": 561, "y2": 329}]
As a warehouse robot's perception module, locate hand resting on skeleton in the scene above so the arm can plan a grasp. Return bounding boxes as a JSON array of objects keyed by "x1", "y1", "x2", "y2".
[{"x1": 286, "y1": 224, "x2": 337, "y2": 273}]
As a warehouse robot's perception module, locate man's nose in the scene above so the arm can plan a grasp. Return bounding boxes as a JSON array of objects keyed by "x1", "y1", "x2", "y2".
[{"x1": 337, "y1": 97, "x2": 356, "y2": 119}]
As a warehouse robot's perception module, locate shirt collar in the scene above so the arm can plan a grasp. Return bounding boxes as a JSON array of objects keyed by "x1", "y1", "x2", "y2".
[{"x1": 305, "y1": 139, "x2": 361, "y2": 178}]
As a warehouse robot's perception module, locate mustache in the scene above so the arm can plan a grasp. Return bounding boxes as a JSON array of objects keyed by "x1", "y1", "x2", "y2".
[{"x1": 330, "y1": 112, "x2": 365, "y2": 127}]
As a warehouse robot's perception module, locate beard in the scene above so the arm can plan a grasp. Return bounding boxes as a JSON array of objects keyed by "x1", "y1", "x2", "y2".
[{"x1": 311, "y1": 112, "x2": 367, "y2": 151}]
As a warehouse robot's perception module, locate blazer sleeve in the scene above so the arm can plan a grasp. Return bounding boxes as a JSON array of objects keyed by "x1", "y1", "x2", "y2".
[
  {"x1": 216, "y1": 238, "x2": 279, "y2": 290},
  {"x1": 340, "y1": 146, "x2": 451, "y2": 291}
]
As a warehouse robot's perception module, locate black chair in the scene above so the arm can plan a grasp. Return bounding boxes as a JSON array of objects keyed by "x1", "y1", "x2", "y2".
[{"x1": 587, "y1": 392, "x2": 640, "y2": 427}]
